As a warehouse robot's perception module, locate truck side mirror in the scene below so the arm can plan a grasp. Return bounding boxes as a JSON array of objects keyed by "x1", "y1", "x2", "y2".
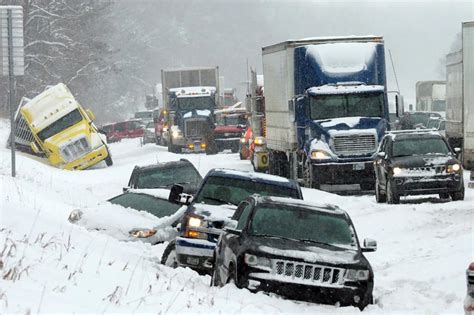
[
  {"x1": 288, "y1": 99, "x2": 295, "y2": 123},
  {"x1": 86, "y1": 109, "x2": 96, "y2": 121},
  {"x1": 168, "y1": 184, "x2": 193, "y2": 205},
  {"x1": 362, "y1": 238, "x2": 377, "y2": 252}
]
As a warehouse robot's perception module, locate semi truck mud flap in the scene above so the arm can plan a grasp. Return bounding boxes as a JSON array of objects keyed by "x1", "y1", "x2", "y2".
[{"x1": 253, "y1": 151, "x2": 269, "y2": 171}]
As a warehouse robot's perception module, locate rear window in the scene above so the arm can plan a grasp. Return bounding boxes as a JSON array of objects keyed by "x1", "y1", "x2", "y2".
[
  {"x1": 195, "y1": 175, "x2": 300, "y2": 206},
  {"x1": 108, "y1": 193, "x2": 181, "y2": 218}
]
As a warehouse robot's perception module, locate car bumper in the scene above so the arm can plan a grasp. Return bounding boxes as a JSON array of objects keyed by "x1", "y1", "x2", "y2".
[
  {"x1": 312, "y1": 161, "x2": 374, "y2": 185},
  {"x1": 175, "y1": 237, "x2": 215, "y2": 271},
  {"x1": 393, "y1": 174, "x2": 463, "y2": 195},
  {"x1": 215, "y1": 138, "x2": 239, "y2": 151},
  {"x1": 245, "y1": 273, "x2": 371, "y2": 307}
]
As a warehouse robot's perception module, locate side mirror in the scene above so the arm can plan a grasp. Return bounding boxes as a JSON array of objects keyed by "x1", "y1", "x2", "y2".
[
  {"x1": 377, "y1": 152, "x2": 386, "y2": 158},
  {"x1": 168, "y1": 184, "x2": 193, "y2": 205},
  {"x1": 362, "y1": 238, "x2": 377, "y2": 252},
  {"x1": 224, "y1": 227, "x2": 241, "y2": 236},
  {"x1": 85, "y1": 109, "x2": 96, "y2": 121},
  {"x1": 30, "y1": 142, "x2": 40, "y2": 154},
  {"x1": 123, "y1": 187, "x2": 129, "y2": 193}
]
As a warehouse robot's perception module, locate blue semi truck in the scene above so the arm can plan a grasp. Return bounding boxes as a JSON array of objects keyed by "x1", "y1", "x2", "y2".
[{"x1": 262, "y1": 36, "x2": 402, "y2": 190}]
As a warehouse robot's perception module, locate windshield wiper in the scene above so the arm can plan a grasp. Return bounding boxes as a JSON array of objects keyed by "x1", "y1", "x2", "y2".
[
  {"x1": 253, "y1": 234, "x2": 299, "y2": 242},
  {"x1": 203, "y1": 196, "x2": 235, "y2": 206}
]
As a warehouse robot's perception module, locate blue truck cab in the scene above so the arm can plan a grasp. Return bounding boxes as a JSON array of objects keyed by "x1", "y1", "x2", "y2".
[
  {"x1": 262, "y1": 36, "x2": 401, "y2": 190},
  {"x1": 165, "y1": 168, "x2": 303, "y2": 273}
]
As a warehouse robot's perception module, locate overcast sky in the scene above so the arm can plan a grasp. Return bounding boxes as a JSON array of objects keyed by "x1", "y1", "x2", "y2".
[{"x1": 119, "y1": 0, "x2": 473, "y2": 106}]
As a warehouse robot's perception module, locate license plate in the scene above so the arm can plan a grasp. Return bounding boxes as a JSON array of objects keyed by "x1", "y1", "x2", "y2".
[
  {"x1": 353, "y1": 163, "x2": 365, "y2": 171},
  {"x1": 186, "y1": 257, "x2": 200, "y2": 265}
]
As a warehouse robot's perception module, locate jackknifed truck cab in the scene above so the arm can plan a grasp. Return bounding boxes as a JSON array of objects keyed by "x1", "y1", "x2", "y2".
[
  {"x1": 262, "y1": 36, "x2": 401, "y2": 191},
  {"x1": 18, "y1": 83, "x2": 112, "y2": 170}
]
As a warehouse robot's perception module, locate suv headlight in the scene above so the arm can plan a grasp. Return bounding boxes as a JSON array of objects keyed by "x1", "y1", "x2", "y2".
[
  {"x1": 447, "y1": 163, "x2": 461, "y2": 173},
  {"x1": 310, "y1": 150, "x2": 331, "y2": 160},
  {"x1": 184, "y1": 215, "x2": 207, "y2": 239},
  {"x1": 244, "y1": 253, "x2": 271, "y2": 268},
  {"x1": 392, "y1": 167, "x2": 403, "y2": 175},
  {"x1": 344, "y1": 269, "x2": 370, "y2": 281}
]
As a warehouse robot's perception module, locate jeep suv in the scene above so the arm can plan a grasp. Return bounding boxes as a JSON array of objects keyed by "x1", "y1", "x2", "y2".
[
  {"x1": 161, "y1": 169, "x2": 303, "y2": 272},
  {"x1": 212, "y1": 195, "x2": 377, "y2": 310}
]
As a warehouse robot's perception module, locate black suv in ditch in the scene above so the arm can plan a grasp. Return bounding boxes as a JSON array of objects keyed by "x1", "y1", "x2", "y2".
[
  {"x1": 374, "y1": 130, "x2": 464, "y2": 204},
  {"x1": 211, "y1": 195, "x2": 377, "y2": 310}
]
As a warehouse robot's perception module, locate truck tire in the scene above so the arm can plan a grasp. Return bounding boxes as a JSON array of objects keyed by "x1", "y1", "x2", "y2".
[
  {"x1": 105, "y1": 149, "x2": 113, "y2": 166},
  {"x1": 451, "y1": 188, "x2": 465, "y2": 201}
]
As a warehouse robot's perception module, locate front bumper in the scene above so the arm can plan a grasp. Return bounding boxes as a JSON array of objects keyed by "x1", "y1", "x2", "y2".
[
  {"x1": 312, "y1": 161, "x2": 374, "y2": 185},
  {"x1": 63, "y1": 144, "x2": 109, "y2": 170},
  {"x1": 393, "y1": 173, "x2": 463, "y2": 195},
  {"x1": 215, "y1": 137, "x2": 240, "y2": 151},
  {"x1": 175, "y1": 237, "x2": 215, "y2": 271},
  {"x1": 245, "y1": 272, "x2": 371, "y2": 307}
]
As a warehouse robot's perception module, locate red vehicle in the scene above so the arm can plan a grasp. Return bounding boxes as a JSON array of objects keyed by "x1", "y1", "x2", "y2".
[
  {"x1": 213, "y1": 108, "x2": 247, "y2": 153},
  {"x1": 101, "y1": 119, "x2": 144, "y2": 143}
]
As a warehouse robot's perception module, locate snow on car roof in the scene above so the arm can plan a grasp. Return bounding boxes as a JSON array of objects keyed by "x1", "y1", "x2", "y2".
[
  {"x1": 307, "y1": 84, "x2": 384, "y2": 95},
  {"x1": 258, "y1": 195, "x2": 345, "y2": 215},
  {"x1": 211, "y1": 169, "x2": 294, "y2": 185}
]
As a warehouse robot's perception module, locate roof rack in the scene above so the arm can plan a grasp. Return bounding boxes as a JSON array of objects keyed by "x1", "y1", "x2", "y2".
[{"x1": 386, "y1": 128, "x2": 438, "y2": 134}]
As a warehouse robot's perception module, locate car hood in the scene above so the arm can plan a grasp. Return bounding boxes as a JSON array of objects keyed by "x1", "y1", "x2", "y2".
[
  {"x1": 188, "y1": 202, "x2": 238, "y2": 227},
  {"x1": 391, "y1": 155, "x2": 459, "y2": 168},
  {"x1": 247, "y1": 236, "x2": 363, "y2": 266},
  {"x1": 68, "y1": 201, "x2": 186, "y2": 244}
]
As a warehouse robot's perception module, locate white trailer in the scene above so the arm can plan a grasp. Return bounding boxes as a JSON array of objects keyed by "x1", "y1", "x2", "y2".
[{"x1": 462, "y1": 22, "x2": 474, "y2": 172}]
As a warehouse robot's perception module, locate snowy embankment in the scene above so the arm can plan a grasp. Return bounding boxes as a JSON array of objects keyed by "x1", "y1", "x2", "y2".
[{"x1": 0, "y1": 119, "x2": 472, "y2": 314}]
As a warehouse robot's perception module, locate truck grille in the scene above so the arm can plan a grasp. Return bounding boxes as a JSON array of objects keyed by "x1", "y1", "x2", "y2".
[
  {"x1": 215, "y1": 132, "x2": 241, "y2": 139},
  {"x1": 60, "y1": 137, "x2": 90, "y2": 162},
  {"x1": 184, "y1": 119, "x2": 208, "y2": 137},
  {"x1": 273, "y1": 260, "x2": 344, "y2": 287},
  {"x1": 332, "y1": 134, "x2": 376, "y2": 156}
]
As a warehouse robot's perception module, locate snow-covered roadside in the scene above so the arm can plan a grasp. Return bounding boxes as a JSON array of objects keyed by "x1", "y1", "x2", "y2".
[{"x1": 1, "y1": 119, "x2": 472, "y2": 314}]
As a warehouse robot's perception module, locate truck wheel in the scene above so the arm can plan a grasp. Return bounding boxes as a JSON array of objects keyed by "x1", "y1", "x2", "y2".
[
  {"x1": 161, "y1": 240, "x2": 178, "y2": 268},
  {"x1": 386, "y1": 180, "x2": 400, "y2": 204},
  {"x1": 105, "y1": 149, "x2": 113, "y2": 166}
]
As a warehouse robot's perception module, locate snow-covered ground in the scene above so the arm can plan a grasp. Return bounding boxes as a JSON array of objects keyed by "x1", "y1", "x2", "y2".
[{"x1": 0, "y1": 119, "x2": 472, "y2": 314}]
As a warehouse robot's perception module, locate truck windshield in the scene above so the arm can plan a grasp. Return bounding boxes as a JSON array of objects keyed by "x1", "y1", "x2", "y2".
[
  {"x1": 310, "y1": 92, "x2": 384, "y2": 120},
  {"x1": 177, "y1": 96, "x2": 215, "y2": 111},
  {"x1": 215, "y1": 115, "x2": 246, "y2": 126},
  {"x1": 37, "y1": 109, "x2": 84, "y2": 141},
  {"x1": 250, "y1": 205, "x2": 357, "y2": 249},
  {"x1": 195, "y1": 176, "x2": 299, "y2": 206}
]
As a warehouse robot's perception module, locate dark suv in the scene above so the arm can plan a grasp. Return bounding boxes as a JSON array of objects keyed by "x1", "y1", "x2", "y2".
[
  {"x1": 126, "y1": 159, "x2": 202, "y2": 194},
  {"x1": 374, "y1": 130, "x2": 464, "y2": 204},
  {"x1": 161, "y1": 169, "x2": 303, "y2": 273},
  {"x1": 211, "y1": 195, "x2": 377, "y2": 310}
]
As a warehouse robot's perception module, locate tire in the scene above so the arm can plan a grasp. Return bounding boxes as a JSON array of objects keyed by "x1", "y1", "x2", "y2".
[
  {"x1": 231, "y1": 147, "x2": 238, "y2": 154},
  {"x1": 386, "y1": 179, "x2": 400, "y2": 204},
  {"x1": 357, "y1": 293, "x2": 373, "y2": 311},
  {"x1": 104, "y1": 149, "x2": 113, "y2": 166},
  {"x1": 155, "y1": 136, "x2": 160, "y2": 145},
  {"x1": 161, "y1": 241, "x2": 178, "y2": 268},
  {"x1": 439, "y1": 193, "x2": 450, "y2": 199},
  {"x1": 226, "y1": 264, "x2": 239, "y2": 288},
  {"x1": 303, "y1": 160, "x2": 319, "y2": 189},
  {"x1": 375, "y1": 178, "x2": 386, "y2": 203},
  {"x1": 210, "y1": 264, "x2": 221, "y2": 287},
  {"x1": 451, "y1": 188, "x2": 465, "y2": 201}
]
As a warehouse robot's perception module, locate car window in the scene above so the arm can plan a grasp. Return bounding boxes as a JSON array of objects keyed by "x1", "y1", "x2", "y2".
[
  {"x1": 115, "y1": 122, "x2": 126, "y2": 132},
  {"x1": 392, "y1": 138, "x2": 450, "y2": 157},
  {"x1": 136, "y1": 164, "x2": 202, "y2": 189},
  {"x1": 108, "y1": 193, "x2": 181, "y2": 218},
  {"x1": 146, "y1": 122, "x2": 154, "y2": 128},
  {"x1": 236, "y1": 202, "x2": 252, "y2": 230},
  {"x1": 102, "y1": 125, "x2": 113, "y2": 133},
  {"x1": 129, "y1": 121, "x2": 143, "y2": 130},
  {"x1": 195, "y1": 176, "x2": 299, "y2": 206},
  {"x1": 250, "y1": 205, "x2": 357, "y2": 249}
]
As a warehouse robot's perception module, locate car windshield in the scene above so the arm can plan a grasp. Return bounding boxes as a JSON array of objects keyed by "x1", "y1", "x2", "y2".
[
  {"x1": 310, "y1": 92, "x2": 384, "y2": 120},
  {"x1": 195, "y1": 176, "x2": 299, "y2": 206},
  {"x1": 136, "y1": 164, "x2": 202, "y2": 189},
  {"x1": 108, "y1": 193, "x2": 181, "y2": 218},
  {"x1": 392, "y1": 138, "x2": 450, "y2": 157},
  {"x1": 37, "y1": 109, "x2": 84, "y2": 141},
  {"x1": 146, "y1": 122, "x2": 154, "y2": 129},
  {"x1": 250, "y1": 205, "x2": 357, "y2": 249},
  {"x1": 177, "y1": 96, "x2": 215, "y2": 111},
  {"x1": 426, "y1": 119, "x2": 440, "y2": 129}
]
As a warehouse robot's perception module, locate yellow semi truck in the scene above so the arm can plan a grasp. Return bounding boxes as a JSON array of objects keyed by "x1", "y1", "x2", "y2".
[{"x1": 15, "y1": 83, "x2": 112, "y2": 170}]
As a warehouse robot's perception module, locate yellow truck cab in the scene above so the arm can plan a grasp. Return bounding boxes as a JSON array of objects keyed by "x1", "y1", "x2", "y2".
[{"x1": 20, "y1": 83, "x2": 112, "y2": 170}]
